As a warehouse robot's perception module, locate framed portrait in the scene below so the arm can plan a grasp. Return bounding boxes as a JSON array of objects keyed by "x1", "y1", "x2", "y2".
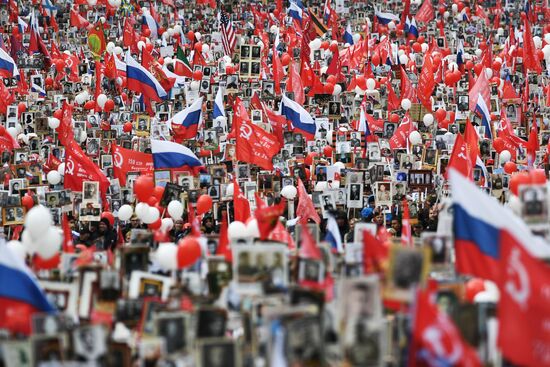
[
  {"x1": 384, "y1": 245, "x2": 431, "y2": 301},
  {"x1": 121, "y1": 246, "x2": 150, "y2": 277},
  {"x1": 72, "y1": 325, "x2": 108, "y2": 362},
  {"x1": 154, "y1": 312, "x2": 192, "y2": 355},
  {"x1": 196, "y1": 338, "x2": 240, "y2": 367},
  {"x1": 1, "y1": 340, "x2": 33, "y2": 367},
  {"x1": 30, "y1": 335, "x2": 64, "y2": 365},
  {"x1": 134, "y1": 115, "x2": 151, "y2": 137},
  {"x1": 82, "y1": 181, "x2": 100, "y2": 203},
  {"x1": 2, "y1": 206, "x2": 25, "y2": 225},
  {"x1": 154, "y1": 170, "x2": 171, "y2": 188},
  {"x1": 128, "y1": 270, "x2": 173, "y2": 301}
]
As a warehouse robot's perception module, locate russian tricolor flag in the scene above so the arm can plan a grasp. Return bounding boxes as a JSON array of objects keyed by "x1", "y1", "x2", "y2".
[
  {"x1": 288, "y1": 0, "x2": 303, "y2": 23},
  {"x1": 343, "y1": 23, "x2": 354, "y2": 45},
  {"x1": 169, "y1": 97, "x2": 203, "y2": 139},
  {"x1": 114, "y1": 54, "x2": 127, "y2": 78},
  {"x1": 456, "y1": 38, "x2": 464, "y2": 66},
  {"x1": 280, "y1": 95, "x2": 317, "y2": 140},
  {"x1": 375, "y1": 9, "x2": 400, "y2": 25},
  {"x1": 125, "y1": 51, "x2": 167, "y2": 102},
  {"x1": 324, "y1": 214, "x2": 343, "y2": 253},
  {"x1": 142, "y1": 9, "x2": 159, "y2": 39},
  {"x1": 0, "y1": 240, "x2": 56, "y2": 335},
  {"x1": 151, "y1": 139, "x2": 202, "y2": 169},
  {"x1": 213, "y1": 86, "x2": 226, "y2": 120},
  {"x1": 451, "y1": 170, "x2": 550, "y2": 282},
  {"x1": 0, "y1": 46, "x2": 20, "y2": 79},
  {"x1": 408, "y1": 17, "x2": 418, "y2": 38}
]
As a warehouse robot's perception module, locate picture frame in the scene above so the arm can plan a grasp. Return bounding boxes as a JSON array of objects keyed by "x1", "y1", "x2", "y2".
[{"x1": 128, "y1": 270, "x2": 174, "y2": 301}]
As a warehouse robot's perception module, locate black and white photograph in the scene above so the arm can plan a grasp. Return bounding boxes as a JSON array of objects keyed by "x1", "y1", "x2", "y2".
[
  {"x1": 72, "y1": 325, "x2": 107, "y2": 362},
  {"x1": 82, "y1": 181, "x2": 100, "y2": 203}
]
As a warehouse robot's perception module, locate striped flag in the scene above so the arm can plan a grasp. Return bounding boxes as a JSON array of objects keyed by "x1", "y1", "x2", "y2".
[{"x1": 218, "y1": 11, "x2": 236, "y2": 56}]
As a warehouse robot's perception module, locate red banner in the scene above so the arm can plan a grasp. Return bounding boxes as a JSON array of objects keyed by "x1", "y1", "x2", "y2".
[
  {"x1": 64, "y1": 140, "x2": 110, "y2": 196},
  {"x1": 112, "y1": 143, "x2": 154, "y2": 186}
]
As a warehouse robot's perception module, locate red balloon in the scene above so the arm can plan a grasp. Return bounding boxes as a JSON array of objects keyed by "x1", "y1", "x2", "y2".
[
  {"x1": 390, "y1": 113, "x2": 400, "y2": 123},
  {"x1": 151, "y1": 186, "x2": 164, "y2": 200},
  {"x1": 33, "y1": 253, "x2": 60, "y2": 270},
  {"x1": 194, "y1": 42, "x2": 202, "y2": 53},
  {"x1": 148, "y1": 218, "x2": 162, "y2": 230},
  {"x1": 492, "y1": 60, "x2": 502, "y2": 72},
  {"x1": 45, "y1": 77, "x2": 54, "y2": 87},
  {"x1": 0, "y1": 125, "x2": 5, "y2": 135},
  {"x1": 530, "y1": 169, "x2": 547, "y2": 185},
  {"x1": 123, "y1": 122, "x2": 133, "y2": 133},
  {"x1": 435, "y1": 108, "x2": 446, "y2": 122},
  {"x1": 356, "y1": 75, "x2": 367, "y2": 90},
  {"x1": 145, "y1": 43, "x2": 154, "y2": 52},
  {"x1": 417, "y1": 36, "x2": 425, "y2": 44},
  {"x1": 84, "y1": 100, "x2": 96, "y2": 110},
  {"x1": 196, "y1": 194, "x2": 213, "y2": 215},
  {"x1": 412, "y1": 42, "x2": 422, "y2": 53},
  {"x1": 18, "y1": 102, "x2": 26, "y2": 115},
  {"x1": 304, "y1": 152, "x2": 319, "y2": 165},
  {"x1": 177, "y1": 237, "x2": 202, "y2": 268},
  {"x1": 371, "y1": 53, "x2": 381, "y2": 66},
  {"x1": 510, "y1": 172, "x2": 531, "y2": 196},
  {"x1": 324, "y1": 83, "x2": 335, "y2": 95},
  {"x1": 323, "y1": 145, "x2": 333, "y2": 158},
  {"x1": 134, "y1": 175, "x2": 155, "y2": 202},
  {"x1": 55, "y1": 59, "x2": 65, "y2": 72},
  {"x1": 492, "y1": 137, "x2": 505, "y2": 153},
  {"x1": 320, "y1": 41, "x2": 329, "y2": 50},
  {"x1": 103, "y1": 99, "x2": 115, "y2": 112},
  {"x1": 473, "y1": 64, "x2": 483, "y2": 76},
  {"x1": 465, "y1": 278, "x2": 485, "y2": 302},
  {"x1": 22, "y1": 194, "x2": 34, "y2": 210},
  {"x1": 226, "y1": 65, "x2": 235, "y2": 74},
  {"x1": 465, "y1": 60, "x2": 474, "y2": 70},
  {"x1": 503, "y1": 161, "x2": 517, "y2": 174},
  {"x1": 101, "y1": 211, "x2": 115, "y2": 226},
  {"x1": 142, "y1": 28, "x2": 151, "y2": 37},
  {"x1": 193, "y1": 70, "x2": 203, "y2": 81},
  {"x1": 281, "y1": 53, "x2": 291, "y2": 66},
  {"x1": 187, "y1": 31, "x2": 195, "y2": 41},
  {"x1": 53, "y1": 109, "x2": 63, "y2": 119},
  {"x1": 439, "y1": 119, "x2": 450, "y2": 130},
  {"x1": 329, "y1": 42, "x2": 339, "y2": 53},
  {"x1": 326, "y1": 75, "x2": 337, "y2": 85}
]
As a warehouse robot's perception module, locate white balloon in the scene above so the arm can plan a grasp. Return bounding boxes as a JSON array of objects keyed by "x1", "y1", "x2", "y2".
[
  {"x1": 333, "y1": 161, "x2": 346, "y2": 170},
  {"x1": 155, "y1": 242, "x2": 178, "y2": 271},
  {"x1": 47, "y1": 171, "x2": 61, "y2": 185},
  {"x1": 79, "y1": 131, "x2": 87, "y2": 143},
  {"x1": 57, "y1": 163, "x2": 65, "y2": 176},
  {"x1": 423, "y1": 113, "x2": 434, "y2": 126},
  {"x1": 246, "y1": 219, "x2": 260, "y2": 239},
  {"x1": 118, "y1": 204, "x2": 134, "y2": 221},
  {"x1": 164, "y1": 57, "x2": 173, "y2": 65},
  {"x1": 202, "y1": 44, "x2": 210, "y2": 53},
  {"x1": 409, "y1": 131, "x2": 422, "y2": 145},
  {"x1": 332, "y1": 84, "x2": 342, "y2": 96},
  {"x1": 544, "y1": 45, "x2": 550, "y2": 59},
  {"x1": 499, "y1": 150, "x2": 511, "y2": 164},
  {"x1": 366, "y1": 78, "x2": 376, "y2": 91},
  {"x1": 388, "y1": 21, "x2": 396, "y2": 30},
  {"x1": 7, "y1": 127, "x2": 17, "y2": 139},
  {"x1": 36, "y1": 227, "x2": 62, "y2": 259},
  {"x1": 534, "y1": 36, "x2": 542, "y2": 49},
  {"x1": 281, "y1": 185, "x2": 297, "y2": 200},
  {"x1": 228, "y1": 221, "x2": 247, "y2": 241},
  {"x1": 22, "y1": 231, "x2": 37, "y2": 255},
  {"x1": 190, "y1": 81, "x2": 200, "y2": 91},
  {"x1": 448, "y1": 62, "x2": 458, "y2": 72},
  {"x1": 97, "y1": 93, "x2": 108, "y2": 109},
  {"x1": 137, "y1": 41, "x2": 146, "y2": 51},
  {"x1": 161, "y1": 218, "x2": 174, "y2": 232},
  {"x1": 135, "y1": 202, "x2": 150, "y2": 220},
  {"x1": 143, "y1": 207, "x2": 160, "y2": 224},
  {"x1": 25, "y1": 206, "x2": 53, "y2": 241},
  {"x1": 451, "y1": 3, "x2": 458, "y2": 12},
  {"x1": 475, "y1": 48, "x2": 483, "y2": 57},
  {"x1": 106, "y1": 42, "x2": 116, "y2": 54},
  {"x1": 421, "y1": 43, "x2": 429, "y2": 53},
  {"x1": 309, "y1": 38, "x2": 322, "y2": 51},
  {"x1": 194, "y1": 32, "x2": 202, "y2": 40},
  {"x1": 174, "y1": 24, "x2": 182, "y2": 33},
  {"x1": 401, "y1": 98, "x2": 412, "y2": 111},
  {"x1": 399, "y1": 54, "x2": 408, "y2": 65},
  {"x1": 87, "y1": 0, "x2": 97, "y2": 5},
  {"x1": 114, "y1": 46, "x2": 123, "y2": 55},
  {"x1": 270, "y1": 25, "x2": 278, "y2": 33},
  {"x1": 353, "y1": 34, "x2": 361, "y2": 44},
  {"x1": 7, "y1": 241, "x2": 26, "y2": 261},
  {"x1": 167, "y1": 200, "x2": 184, "y2": 219},
  {"x1": 108, "y1": 0, "x2": 121, "y2": 7},
  {"x1": 47, "y1": 118, "x2": 60, "y2": 130},
  {"x1": 485, "y1": 68, "x2": 493, "y2": 79}
]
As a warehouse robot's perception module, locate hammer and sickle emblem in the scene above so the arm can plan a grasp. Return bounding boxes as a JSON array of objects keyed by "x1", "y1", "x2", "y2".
[
  {"x1": 239, "y1": 123, "x2": 253, "y2": 139},
  {"x1": 505, "y1": 247, "x2": 530, "y2": 310},
  {"x1": 66, "y1": 159, "x2": 75, "y2": 175},
  {"x1": 113, "y1": 151, "x2": 124, "y2": 168}
]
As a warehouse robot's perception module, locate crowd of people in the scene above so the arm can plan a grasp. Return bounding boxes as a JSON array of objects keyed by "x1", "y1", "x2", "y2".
[{"x1": 1, "y1": 0, "x2": 550, "y2": 365}]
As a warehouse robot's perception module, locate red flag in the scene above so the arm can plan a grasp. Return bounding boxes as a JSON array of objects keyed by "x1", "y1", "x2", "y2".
[
  {"x1": 417, "y1": 53, "x2": 435, "y2": 112},
  {"x1": 64, "y1": 140, "x2": 110, "y2": 197},
  {"x1": 363, "y1": 229, "x2": 388, "y2": 274},
  {"x1": 62, "y1": 53, "x2": 80, "y2": 82},
  {"x1": 522, "y1": 16, "x2": 542, "y2": 74},
  {"x1": 410, "y1": 288, "x2": 481, "y2": 367},
  {"x1": 233, "y1": 178, "x2": 251, "y2": 223},
  {"x1": 87, "y1": 22, "x2": 107, "y2": 57},
  {"x1": 300, "y1": 58, "x2": 314, "y2": 88},
  {"x1": 299, "y1": 220, "x2": 322, "y2": 260},
  {"x1": 286, "y1": 62, "x2": 305, "y2": 105},
  {"x1": 254, "y1": 193, "x2": 286, "y2": 240},
  {"x1": 234, "y1": 102, "x2": 281, "y2": 170},
  {"x1": 386, "y1": 79, "x2": 401, "y2": 111},
  {"x1": 497, "y1": 231, "x2": 550, "y2": 367},
  {"x1": 389, "y1": 113, "x2": 414, "y2": 150},
  {"x1": 104, "y1": 52, "x2": 117, "y2": 80},
  {"x1": 269, "y1": 221, "x2": 296, "y2": 250},
  {"x1": 326, "y1": 51, "x2": 343, "y2": 82},
  {"x1": 526, "y1": 123, "x2": 539, "y2": 166},
  {"x1": 111, "y1": 143, "x2": 154, "y2": 186},
  {"x1": 61, "y1": 213, "x2": 74, "y2": 253},
  {"x1": 272, "y1": 46, "x2": 284, "y2": 95},
  {"x1": 400, "y1": 66, "x2": 417, "y2": 102},
  {"x1": 445, "y1": 134, "x2": 473, "y2": 180},
  {"x1": 70, "y1": 8, "x2": 89, "y2": 28},
  {"x1": 296, "y1": 178, "x2": 321, "y2": 224},
  {"x1": 0, "y1": 126, "x2": 20, "y2": 152},
  {"x1": 123, "y1": 17, "x2": 137, "y2": 51},
  {"x1": 401, "y1": 200, "x2": 413, "y2": 247},
  {"x1": 57, "y1": 102, "x2": 75, "y2": 146},
  {"x1": 414, "y1": 0, "x2": 435, "y2": 23},
  {"x1": 464, "y1": 119, "x2": 480, "y2": 166}
]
